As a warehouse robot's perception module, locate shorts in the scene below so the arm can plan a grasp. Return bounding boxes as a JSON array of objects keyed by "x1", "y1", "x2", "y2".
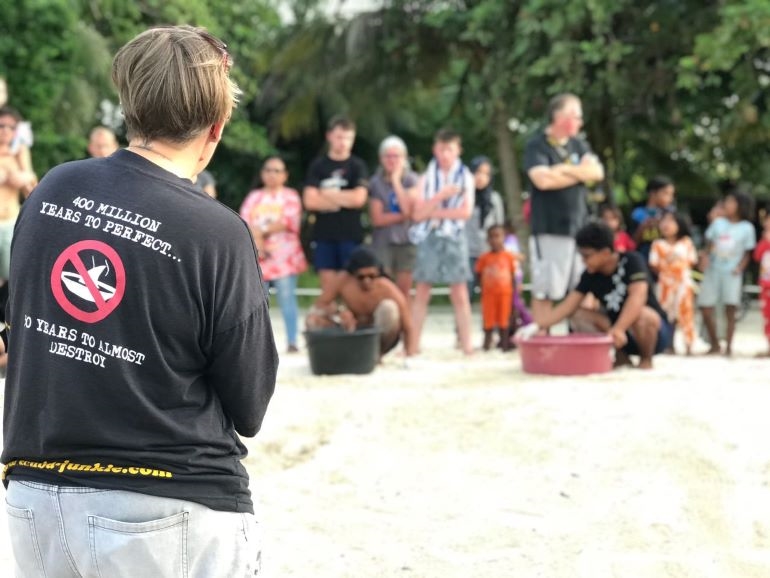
[
  {"x1": 529, "y1": 234, "x2": 584, "y2": 301},
  {"x1": 624, "y1": 317, "x2": 674, "y2": 356},
  {"x1": 313, "y1": 239, "x2": 360, "y2": 271},
  {"x1": 413, "y1": 231, "x2": 471, "y2": 285},
  {"x1": 372, "y1": 243, "x2": 416, "y2": 274},
  {"x1": 697, "y1": 268, "x2": 743, "y2": 307},
  {"x1": 481, "y1": 290, "x2": 513, "y2": 331}
]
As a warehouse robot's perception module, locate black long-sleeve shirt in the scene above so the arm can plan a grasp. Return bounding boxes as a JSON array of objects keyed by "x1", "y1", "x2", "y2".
[{"x1": 1, "y1": 150, "x2": 278, "y2": 513}]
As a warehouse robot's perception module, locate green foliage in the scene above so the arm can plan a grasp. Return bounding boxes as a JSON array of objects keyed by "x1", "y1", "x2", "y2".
[
  {"x1": 678, "y1": 0, "x2": 770, "y2": 196},
  {"x1": 2, "y1": 0, "x2": 768, "y2": 218},
  {"x1": 0, "y1": 0, "x2": 114, "y2": 170}
]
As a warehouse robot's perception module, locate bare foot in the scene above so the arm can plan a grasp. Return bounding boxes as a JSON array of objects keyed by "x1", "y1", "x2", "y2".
[
  {"x1": 637, "y1": 357, "x2": 653, "y2": 370},
  {"x1": 724, "y1": 347, "x2": 733, "y2": 358},
  {"x1": 613, "y1": 351, "x2": 634, "y2": 369},
  {"x1": 704, "y1": 346, "x2": 721, "y2": 356},
  {"x1": 685, "y1": 346, "x2": 692, "y2": 357},
  {"x1": 754, "y1": 351, "x2": 770, "y2": 358}
]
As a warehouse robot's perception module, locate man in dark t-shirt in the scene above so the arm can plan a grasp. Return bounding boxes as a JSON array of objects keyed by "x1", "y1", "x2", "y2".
[
  {"x1": 303, "y1": 115, "x2": 369, "y2": 294},
  {"x1": 523, "y1": 93, "x2": 604, "y2": 321},
  {"x1": 531, "y1": 222, "x2": 672, "y2": 369}
]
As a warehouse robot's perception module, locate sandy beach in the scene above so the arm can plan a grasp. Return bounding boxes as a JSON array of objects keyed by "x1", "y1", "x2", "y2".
[{"x1": 2, "y1": 306, "x2": 770, "y2": 577}]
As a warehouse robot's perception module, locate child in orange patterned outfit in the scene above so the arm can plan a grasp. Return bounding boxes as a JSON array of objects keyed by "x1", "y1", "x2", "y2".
[
  {"x1": 476, "y1": 225, "x2": 517, "y2": 351},
  {"x1": 648, "y1": 212, "x2": 697, "y2": 354},
  {"x1": 753, "y1": 212, "x2": 770, "y2": 357}
]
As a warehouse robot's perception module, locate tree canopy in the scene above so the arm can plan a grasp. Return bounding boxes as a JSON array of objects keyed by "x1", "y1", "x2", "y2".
[{"x1": 1, "y1": 0, "x2": 768, "y2": 221}]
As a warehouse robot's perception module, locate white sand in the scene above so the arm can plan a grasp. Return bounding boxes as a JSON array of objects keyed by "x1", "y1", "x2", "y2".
[{"x1": 2, "y1": 307, "x2": 770, "y2": 577}]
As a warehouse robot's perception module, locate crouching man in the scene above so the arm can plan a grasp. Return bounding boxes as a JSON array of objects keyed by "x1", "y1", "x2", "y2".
[
  {"x1": 531, "y1": 221, "x2": 673, "y2": 369},
  {"x1": 306, "y1": 246, "x2": 417, "y2": 358}
]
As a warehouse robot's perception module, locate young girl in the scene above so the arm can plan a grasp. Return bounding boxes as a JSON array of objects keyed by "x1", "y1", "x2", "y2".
[
  {"x1": 753, "y1": 211, "x2": 770, "y2": 357},
  {"x1": 697, "y1": 190, "x2": 756, "y2": 356},
  {"x1": 649, "y1": 212, "x2": 697, "y2": 354},
  {"x1": 601, "y1": 205, "x2": 636, "y2": 253}
]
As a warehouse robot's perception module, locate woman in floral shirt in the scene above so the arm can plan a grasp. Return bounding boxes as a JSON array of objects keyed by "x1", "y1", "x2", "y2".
[{"x1": 240, "y1": 156, "x2": 307, "y2": 352}]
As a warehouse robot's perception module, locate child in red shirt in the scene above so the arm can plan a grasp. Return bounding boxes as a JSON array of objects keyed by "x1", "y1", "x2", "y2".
[
  {"x1": 601, "y1": 205, "x2": 636, "y2": 253},
  {"x1": 754, "y1": 211, "x2": 770, "y2": 357},
  {"x1": 475, "y1": 225, "x2": 517, "y2": 351}
]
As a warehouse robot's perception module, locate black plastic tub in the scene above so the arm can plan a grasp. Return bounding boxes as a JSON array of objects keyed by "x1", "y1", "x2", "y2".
[{"x1": 304, "y1": 326, "x2": 381, "y2": 375}]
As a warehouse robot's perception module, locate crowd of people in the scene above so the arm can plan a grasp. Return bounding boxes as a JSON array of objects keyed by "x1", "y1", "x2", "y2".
[
  {"x1": 1, "y1": 24, "x2": 769, "y2": 577},
  {"x1": 242, "y1": 93, "x2": 769, "y2": 370},
  {"x1": 1, "y1": 79, "x2": 768, "y2": 368}
]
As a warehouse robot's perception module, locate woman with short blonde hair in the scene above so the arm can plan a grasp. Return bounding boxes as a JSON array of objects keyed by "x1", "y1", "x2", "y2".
[{"x1": 3, "y1": 26, "x2": 276, "y2": 577}]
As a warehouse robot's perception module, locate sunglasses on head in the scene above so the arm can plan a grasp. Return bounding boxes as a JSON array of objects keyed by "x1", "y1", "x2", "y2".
[{"x1": 197, "y1": 29, "x2": 231, "y2": 72}]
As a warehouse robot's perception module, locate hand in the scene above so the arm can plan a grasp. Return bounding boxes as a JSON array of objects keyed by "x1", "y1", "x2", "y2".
[
  {"x1": 251, "y1": 228, "x2": 265, "y2": 253},
  {"x1": 514, "y1": 323, "x2": 540, "y2": 342},
  {"x1": 732, "y1": 267, "x2": 743, "y2": 276},
  {"x1": 339, "y1": 310, "x2": 357, "y2": 332},
  {"x1": 698, "y1": 252, "x2": 710, "y2": 272},
  {"x1": 438, "y1": 184, "x2": 460, "y2": 200},
  {"x1": 608, "y1": 326, "x2": 628, "y2": 349},
  {"x1": 580, "y1": 153, "x2": 599, "y2": 166},
  {"x1": 390, "y1": 162, "x2": 403, "y2": 185}
]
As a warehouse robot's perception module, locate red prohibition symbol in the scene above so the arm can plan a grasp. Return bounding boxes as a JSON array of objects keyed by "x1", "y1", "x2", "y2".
[{"x1": 50, "y1": 240, "x2": 126, "y2": 323}]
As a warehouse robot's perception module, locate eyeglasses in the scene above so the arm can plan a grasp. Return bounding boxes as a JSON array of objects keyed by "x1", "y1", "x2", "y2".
[
  {"x1": 0, "y1": 124, "x2": 16, "y2": 131},
  {"x1": 355, "y1": 273, "x2": 378, "y2": 281},
  {"x1": 262, "y1": 168, "x2": 285, "y2": 174},
  {"x1": 197, "y1": 29, "x2": 231, "y2": 73}
]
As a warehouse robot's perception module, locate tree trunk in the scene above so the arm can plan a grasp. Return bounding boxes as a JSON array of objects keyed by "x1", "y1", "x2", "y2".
[{"x1": 494, "y1": 101, "x2": 527, "y2": 243}]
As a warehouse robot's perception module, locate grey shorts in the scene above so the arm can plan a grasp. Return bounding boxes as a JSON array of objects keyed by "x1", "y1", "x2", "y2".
[
  {"x1": 529, "y1": 234, "x2": 584, "y2": 300},
  {"x1": 372, "y1": 243, "x2": 416, "y2": 274},
  {"x1": 697, "y1": 268, "x2": 743, "y2": 307},
  {"x1": 413, "y1": 231, "x2": 471, "y2": 285}
]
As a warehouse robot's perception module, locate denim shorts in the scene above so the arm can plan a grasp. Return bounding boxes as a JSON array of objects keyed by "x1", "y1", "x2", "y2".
[
  {"x1": 413, "y1": 231, "x2": 471, "y2": 285},
  {"x1": 4, "y1": 479, "x2": 260, "y2": 577},
  {"x1": 624, "y1": 317, "x2": 674, "y2": 356}
]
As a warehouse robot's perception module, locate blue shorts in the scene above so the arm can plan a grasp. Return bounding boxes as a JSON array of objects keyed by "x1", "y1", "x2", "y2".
[
  {"x1": 624, "y1": 317, "x2": 674, "y2": 356},
  {"x1": 313, "y1": 240, "x2": 360, "y2": 271}
]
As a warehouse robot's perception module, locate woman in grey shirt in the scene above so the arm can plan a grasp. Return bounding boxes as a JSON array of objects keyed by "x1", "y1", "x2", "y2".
[{"x1": 368, "y1": 135, "x2": 420, "y2": 297}]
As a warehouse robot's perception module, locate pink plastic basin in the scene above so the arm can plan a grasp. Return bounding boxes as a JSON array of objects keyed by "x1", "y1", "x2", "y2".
[{"x1": 518, "y1": 333, "x2": 613, "y2": 376}]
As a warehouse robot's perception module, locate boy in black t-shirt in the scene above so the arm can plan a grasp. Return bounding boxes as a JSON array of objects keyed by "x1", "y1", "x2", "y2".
[
  {"x1": 303, "y1": 115, "x2": 369, "y2": 294},
  {"x1": 530, "y1": 222, "x2": 673, "y2": 369}
]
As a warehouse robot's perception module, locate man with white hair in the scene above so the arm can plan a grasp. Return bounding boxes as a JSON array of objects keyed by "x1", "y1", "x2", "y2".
[{"x1": 524, "y1": 93, "x2": 605, "y2": 323}]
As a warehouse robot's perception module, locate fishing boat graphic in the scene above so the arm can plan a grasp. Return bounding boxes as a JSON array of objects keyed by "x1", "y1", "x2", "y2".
[{"x1": 60, "y1": 259, "x2": 116, "y2": 302}]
